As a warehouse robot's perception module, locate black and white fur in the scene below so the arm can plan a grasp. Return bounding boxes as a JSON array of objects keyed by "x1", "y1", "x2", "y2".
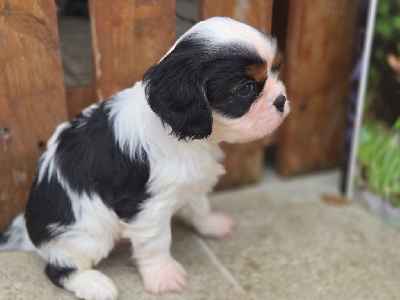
[{"x1": 0, "y1": 17, "x2": 290, "y2": 299}]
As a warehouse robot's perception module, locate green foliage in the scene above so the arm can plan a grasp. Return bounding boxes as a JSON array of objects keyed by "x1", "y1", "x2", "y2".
[
  {"x1": 394, "y1": 118, "x2": 400, "y2": 131},
  {"x1": 368, "y1": 0, "x2": 400, "y2": 89},
  {"x1": 357, "y1": 119, "x2": 400, "y2": 206}
]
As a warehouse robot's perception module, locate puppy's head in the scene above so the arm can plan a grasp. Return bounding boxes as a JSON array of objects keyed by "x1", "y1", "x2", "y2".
[{"x1": 143, "y1": 17, "x2": 290, "y2": 143}]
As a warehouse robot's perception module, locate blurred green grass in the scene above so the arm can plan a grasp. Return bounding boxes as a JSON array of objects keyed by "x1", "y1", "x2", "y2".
[{"x1": 357, "y1": 119, "x2": 400, "y2": 207}]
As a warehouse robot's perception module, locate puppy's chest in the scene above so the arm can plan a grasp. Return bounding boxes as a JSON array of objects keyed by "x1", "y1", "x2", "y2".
[
  {"x1": 151, "y1": 146, "x2": 225, "y2": 198},
  {"x1": 170, "y1": 157, "x2": 224, "y2": 209}
]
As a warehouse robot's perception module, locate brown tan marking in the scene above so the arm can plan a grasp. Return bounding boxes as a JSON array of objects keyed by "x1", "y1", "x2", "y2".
[{"x1": 246, "y1": 64, "x2": 267, "y2": 82}]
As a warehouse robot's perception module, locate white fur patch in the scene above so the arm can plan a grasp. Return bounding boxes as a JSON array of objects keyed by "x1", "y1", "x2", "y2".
[
  {"x1": 0, "y1": 214, "x2": 34, "y2": 252},
  {"x1": 140, "y1": 257, "x2": 187, "y2": 294},
  {"x1": 64, "y1": 270, "x2": 117, "y2": 300},
  {"x1": 38, "y1": 122, "x2": 70, "y2": 183},
  {"x1": 161, "y1": 17, "x2": 276, "y2": 64},
  {"x1": 38, "y1": 192, "x2": 120, "y2": 268}
]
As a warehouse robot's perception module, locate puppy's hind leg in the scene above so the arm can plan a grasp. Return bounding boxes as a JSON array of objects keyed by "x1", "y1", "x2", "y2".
[
  {"x1": 177, "y1": 194, "x2": 234, "y2": 238},
  {"x1": 39, "y1": 231, "x2": 118, "y2": 300},
  {"x1": 45, "y1": 262, "x2": 117, "y2": 300},
  {"x1": 62, "y1": 269, "x2": 117, "y2": 300}
]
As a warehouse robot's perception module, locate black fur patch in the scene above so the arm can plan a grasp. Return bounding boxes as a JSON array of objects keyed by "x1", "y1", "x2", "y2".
[
  {"x1": 55, "y1": 103, "x2": 151, "y2": 221},
  {"x1": 25, "y1": 102, "x2": 151, "y2": 246},
  {"x1": 204, "y1": 44, "x2": 267, "y2": 118},
  {"x1": 143, "y1": 39, "x2": 213, "y2": 141},
  {"x1": 0, "y1": 232, "x2": 9, "y2": 245},
  {"x1": 45, "y1": 263, "x2": 75, "y2": 288},
  {"x1": 143, "y1": 37, "x2": 268, "y2": 140},
  {"x1": 25, "y1": 171, "x2": 76, "y2": 246}
]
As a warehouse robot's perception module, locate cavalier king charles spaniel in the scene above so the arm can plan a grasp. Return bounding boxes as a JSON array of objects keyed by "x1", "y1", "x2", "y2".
[{"x1": 0, "y1": 17, "x2": 290, "y2": 299}]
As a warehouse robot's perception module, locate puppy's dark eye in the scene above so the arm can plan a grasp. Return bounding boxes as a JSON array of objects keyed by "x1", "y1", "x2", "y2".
[{"x1": 237, "y1": 81, "x2": 256, "y2": 97}]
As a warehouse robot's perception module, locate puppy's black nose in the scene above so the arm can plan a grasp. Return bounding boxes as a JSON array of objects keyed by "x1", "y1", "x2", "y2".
[{"x1": 273, "y1": 95, "x2": 286, "y2": 113}]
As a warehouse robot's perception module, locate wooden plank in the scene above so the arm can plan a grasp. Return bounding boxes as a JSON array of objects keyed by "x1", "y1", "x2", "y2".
[
  {"x1": 216, "y1": 141, "x2": 264, "y2": 190},
  {"x1": 199, "y1": 0, "x2": 273, "y2": 34},
  {"x1": 66, "y1": 84, "x2": 96, "y2": 119},
  {"x1": 277, "y1": 0, "x2": 358, "y2": 176},
  {"x1": 199, "y1": 0, "x2": 274, "y2": 188},
  {"x1": 0, "y1": 0, "x2": 67, "y2": 230},
  {"x1": 89, "y1": 0, "x2": 176, "y2": 102},
  {"x1": 215, "y1": 132, "x2": 278, "y2": 190}
]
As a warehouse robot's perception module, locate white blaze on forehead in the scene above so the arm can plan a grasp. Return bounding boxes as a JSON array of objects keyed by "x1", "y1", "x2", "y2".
[{"x1": 160, "y1": 17, "x2": 277, "y2": 63}]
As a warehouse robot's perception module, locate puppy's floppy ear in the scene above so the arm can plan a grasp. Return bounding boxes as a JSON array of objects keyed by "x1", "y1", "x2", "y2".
[{"x1": 143, "y1": 39, "x2": 212, "y2": 141}]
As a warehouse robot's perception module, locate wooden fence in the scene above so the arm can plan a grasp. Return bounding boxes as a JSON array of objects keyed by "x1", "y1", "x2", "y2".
[{"x1": 0, "y1": 0, "x2": 357, "y2": 230}]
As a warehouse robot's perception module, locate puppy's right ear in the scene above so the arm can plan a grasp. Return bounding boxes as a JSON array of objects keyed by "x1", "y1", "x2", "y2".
[{"x1": 143, "y1": 39, "x2": 212, "y2": 141}]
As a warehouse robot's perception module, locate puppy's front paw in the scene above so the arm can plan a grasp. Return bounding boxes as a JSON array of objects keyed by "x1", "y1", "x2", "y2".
[
  {"x1": 195, "y1": 213, "x2": 235, "y2": 238},
  {"x1": 141, "y1": 259, "x2": 188, "y2": 294}
]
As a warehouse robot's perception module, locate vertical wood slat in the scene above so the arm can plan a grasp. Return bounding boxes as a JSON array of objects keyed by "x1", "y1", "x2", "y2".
[
  {"x1": 199, "y1": 0, "x2": 274, "y2": 189},
  {"x1": 217, "y1": 141, "x2": 265, "y2": 190},
  {"x1": 199, "y1": 0, "x2": 273, "y2": 34},
  {"x1": 89, "y1": 0, "x2": 176, "y2": 103},
  {"x1": 0, "y1": 0, "x2": 67, "y2": 230},
  {"x1": 277, "y1": 0, "x2": 358, "y2": 176},
  {"x1": 66, "y1": 84, "x2": 96, "y2": 119}
]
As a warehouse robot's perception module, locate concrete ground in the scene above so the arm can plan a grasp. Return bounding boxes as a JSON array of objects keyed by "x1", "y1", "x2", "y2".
[
  {"x1": 2, "y1": 1, "x2": 400, "y2": 299},
  {"x1": 1, "y1": 169, "x2": 400, "y2": 300}
]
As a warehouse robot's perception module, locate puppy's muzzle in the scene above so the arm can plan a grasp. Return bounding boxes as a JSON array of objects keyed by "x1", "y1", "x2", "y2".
[{"x1": 273, "y1": 95, "x2": 286, "y2": 113}]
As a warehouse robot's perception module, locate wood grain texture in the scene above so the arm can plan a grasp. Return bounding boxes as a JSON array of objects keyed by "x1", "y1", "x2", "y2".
[
  {"x1": 199, "y1": 0, "x2": 274, "y2": 188},
  {"x1": 0, "y1": 0, "x2": 67, "y2": 230},
  {"x1": 277, "y1": 0, "x2": 357, "y2": 176},
  {"x1": 216, "y1": 141, "x2": 264, "y2": 190},
  {"x1": 66, "y1": 84, "x2": 95, "y2": 119},
  {"x1": 199, "y1": 0, "x2": 273, "y2": 34},
  {"x1": 89, "y1": 0, "x2": 176, "y2": 102}
]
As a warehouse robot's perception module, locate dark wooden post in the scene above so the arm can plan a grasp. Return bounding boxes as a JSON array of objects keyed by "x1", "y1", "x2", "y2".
[
  {"x1": 88, "y1": 0, "x2": 176, "y2": 102},
  {"x1": 0, "y1": 0, "x2": 67, "y2": 230},
  {"x1": 66, "y1": 1, "x2": 176, "y2": 119},
  {"x1": 277, "y1": 0, "x2": 358, "y2": 176}
]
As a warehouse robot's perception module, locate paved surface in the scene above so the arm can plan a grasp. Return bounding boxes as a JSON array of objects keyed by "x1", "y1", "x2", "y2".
[{"x1": 1, "y1": 169, "x2": 400, "y2": 299}]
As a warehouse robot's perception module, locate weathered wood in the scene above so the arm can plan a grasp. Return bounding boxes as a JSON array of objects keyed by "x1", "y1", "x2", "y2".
[
  {"x1": 216, "y1": 141, "x2": 264, "y2": 190},
  {"x1": 199, "y1": 0, "x2": 274, "y2": 188},
  {"x1": 89, "y1": 0, "x2": 176, "y2": 102},
  {"x1": 199, "y1": 0, "x2": 273, "y2": 34},
  {"x1": 277, "y1": 0, "x2": 357, "y2": 176},
  {"x1": 66, "y1": 84, "x2": 96, "y2": 119},
  {"x1": 0, "y1": 0, "x2": 67, "y2": 230}
]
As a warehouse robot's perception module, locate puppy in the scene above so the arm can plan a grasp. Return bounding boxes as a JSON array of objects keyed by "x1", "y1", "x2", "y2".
[{"x1": 0, "y1": 17, "x2": 289, "y2": 299}]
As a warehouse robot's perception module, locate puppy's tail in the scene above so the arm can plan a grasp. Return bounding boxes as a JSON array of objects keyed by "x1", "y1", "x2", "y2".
[{"x1": 0, "y1": 214, "x2": 35, "y2": 252}]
